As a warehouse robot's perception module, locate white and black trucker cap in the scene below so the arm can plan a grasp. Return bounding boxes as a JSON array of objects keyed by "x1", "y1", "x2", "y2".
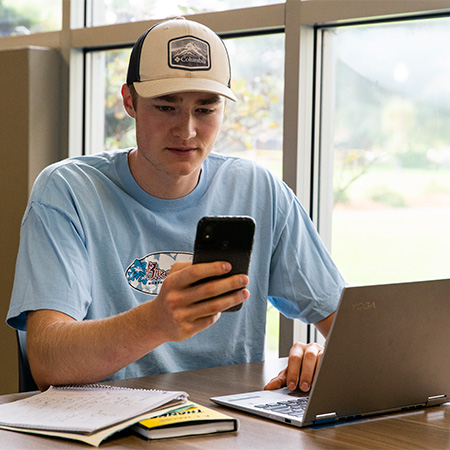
[{"x1": 126, "y1": 17, "x2": 237, "y2": 101}]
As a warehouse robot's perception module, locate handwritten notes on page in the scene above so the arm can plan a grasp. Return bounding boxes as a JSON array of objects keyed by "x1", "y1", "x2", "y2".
[{"x1": 0, "y1": 385, "x2": 188, "y2": 434}]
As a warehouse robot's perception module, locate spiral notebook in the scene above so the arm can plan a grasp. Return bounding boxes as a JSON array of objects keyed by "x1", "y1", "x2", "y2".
[{"x1": 0, "y1": 384, "x2": 188, "y2": 446}]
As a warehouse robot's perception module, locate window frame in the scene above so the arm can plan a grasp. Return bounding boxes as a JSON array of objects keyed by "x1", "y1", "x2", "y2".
[
  {"x1": 314, "y1": 12, "x2": 450, "y2": 289},
  {"x1": 1, "y1": 0, "x2": 449, "y2": 356}
]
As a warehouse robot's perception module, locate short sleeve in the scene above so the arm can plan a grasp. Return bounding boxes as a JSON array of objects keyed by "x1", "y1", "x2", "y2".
[
  {"x1": 268, "y1": 196, "x2": 345, "y2": 324},
  {"x1": 7, "y1": 202, "x2": 92, "y2": 330}
]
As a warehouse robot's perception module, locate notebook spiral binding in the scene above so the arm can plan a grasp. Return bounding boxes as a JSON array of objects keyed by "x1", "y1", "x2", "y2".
[{"x1": 55, "y1": 384, "x2": 163, "y2": 392}]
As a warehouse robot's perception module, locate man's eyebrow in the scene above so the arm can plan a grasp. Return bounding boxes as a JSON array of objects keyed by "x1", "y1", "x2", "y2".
[
  {"x1": 198, "y1": 95, "x2": 223, "y2": 105},
  {"x1": 154, "y1": 94, "x2": 223, "y2": 105},
  {"x1": 155, "y1": 94, "x2": 182, "y2": 103}
]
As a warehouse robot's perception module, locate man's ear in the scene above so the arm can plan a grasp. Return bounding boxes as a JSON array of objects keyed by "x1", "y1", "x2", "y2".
[{"x1": 121, "y1": 84, "x2": 136, "y2": 119}]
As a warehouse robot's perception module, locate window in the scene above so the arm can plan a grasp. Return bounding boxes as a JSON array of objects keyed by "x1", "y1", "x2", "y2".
[
  {"x1": 317, "y1": 16, "x2": 450, "y2": 286},
  {"x1": 88, "y1": 0, "x2": 284, "y2": 27},
  {"x1": 0, "y1": 0, "x2": 61, "y2": 36},
  {"x1": 216, "y1": 34, "x2": 284, "y2": 179}
]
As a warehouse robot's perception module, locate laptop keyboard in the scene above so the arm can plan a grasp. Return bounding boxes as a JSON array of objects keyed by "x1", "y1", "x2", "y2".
[{"x1": 254, "y1": 397, "x2": 309, "y2": 418}]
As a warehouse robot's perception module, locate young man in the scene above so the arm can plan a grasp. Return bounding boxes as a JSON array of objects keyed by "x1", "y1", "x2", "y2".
[{"x1": 7, "y1": 18, "x2": 345, "y2": 391}]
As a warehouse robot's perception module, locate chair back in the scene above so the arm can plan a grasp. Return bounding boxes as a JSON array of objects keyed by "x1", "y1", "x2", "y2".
[{"x1": 16, "y1": 330, "x2": 38, "y2": 392}]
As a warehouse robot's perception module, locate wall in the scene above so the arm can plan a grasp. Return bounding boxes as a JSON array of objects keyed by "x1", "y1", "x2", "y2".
[{"x1": 0, "y1": 47, "x2": 61, "y2": 393}]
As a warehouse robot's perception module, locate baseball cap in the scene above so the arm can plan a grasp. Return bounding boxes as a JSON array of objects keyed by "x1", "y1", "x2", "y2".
[{"x1": 126, "y1": 17, "x2": 237, "y2": 102}]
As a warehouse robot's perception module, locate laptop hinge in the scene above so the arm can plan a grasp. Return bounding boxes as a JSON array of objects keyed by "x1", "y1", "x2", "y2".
[
  {"x1": 315, "y1": 412, "x2": 338, "y2": 424},
  {"x1": 426, "y1": 395, "x2": 447, "y2": 407}
]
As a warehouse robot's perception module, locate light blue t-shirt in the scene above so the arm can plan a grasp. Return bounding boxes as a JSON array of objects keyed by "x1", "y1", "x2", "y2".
[{"x1": 7, "y1": 149, "x2": 345, "y2": 380}]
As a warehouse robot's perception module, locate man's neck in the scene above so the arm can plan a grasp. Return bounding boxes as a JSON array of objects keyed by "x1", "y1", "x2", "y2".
[{"x1": 127, "y1": 149, "x2": 201, "y2": 199}]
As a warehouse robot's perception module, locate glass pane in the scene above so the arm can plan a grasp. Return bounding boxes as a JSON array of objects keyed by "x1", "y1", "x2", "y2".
[
  {"x1": 216, "y1": 34, "x2": 284, "y2": 179},
  {"x1": 321, "y1": 17, "x2": 450, "y2": 286},
  {"x1": 0, "y1": 0, "x2": 61, "y2": 36},
  {"x1": 89, "y1": 32, "x2": 284, "y2": 356},
  {"x1": 90, "y1": 0, "x2": 283, "y2": 26}
]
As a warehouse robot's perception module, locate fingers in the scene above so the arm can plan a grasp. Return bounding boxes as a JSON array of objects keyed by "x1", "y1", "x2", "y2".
[
  {"x1": 168, "y1": 261, "x2": 249, "y2": 308},
  {"x1": 264, "y1": 368, "x2": 287, "y2": 390},
  {"x1": 192, "y1": 272, "x2": 250, "y2": 305},
  {"x1": 168, "y1": 261, "x2": 192, "y2": 274},
  {"x1": 170, "y1": 261, "x2": 232, "y2": 286},
  {"x1": 194, "y1": 285, "x2": 250, "y2": 316},
  {"x1": 295, "y1": 343, "x2": 322, "y2": 392},
  {"x1": 264, "y1": 342, "x2": 323, "y2": 392},
  {"x1": 154, "y1": 261, "x2": 250, "y2": 342}
]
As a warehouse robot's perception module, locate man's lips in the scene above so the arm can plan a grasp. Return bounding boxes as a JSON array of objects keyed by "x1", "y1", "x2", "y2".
[{"x1": 166, "y1": 147, "x2": 197, "y2": 154}]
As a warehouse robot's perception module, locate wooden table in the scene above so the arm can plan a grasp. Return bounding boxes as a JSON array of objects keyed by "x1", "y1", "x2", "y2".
[{"x1": 1, "y1": 358, "x2": 450, "y2": 449}]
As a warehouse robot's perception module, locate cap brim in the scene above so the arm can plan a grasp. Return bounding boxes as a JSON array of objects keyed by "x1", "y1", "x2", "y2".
[{"x1": 133, "y1": 78, "x2": 237, "y2": 102}]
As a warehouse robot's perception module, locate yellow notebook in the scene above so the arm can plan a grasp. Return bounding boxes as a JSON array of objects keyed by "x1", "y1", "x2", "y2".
[{"x1": 132, "y1": 402, "x2": 239, "y2": 440}]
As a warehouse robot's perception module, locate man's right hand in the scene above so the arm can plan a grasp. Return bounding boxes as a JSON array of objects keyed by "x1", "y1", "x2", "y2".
[{"x1": 150, "y1": 261, "x2": 250, "y2": 342}]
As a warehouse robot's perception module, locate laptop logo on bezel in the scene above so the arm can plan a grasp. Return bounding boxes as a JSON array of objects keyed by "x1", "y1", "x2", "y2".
[{"x1": 352, "y1": 301, "x2": 376, "y2": 311}]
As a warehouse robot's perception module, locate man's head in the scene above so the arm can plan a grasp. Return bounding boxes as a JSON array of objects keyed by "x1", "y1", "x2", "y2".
[
  {"x1": 122, "y1": 18, "x2": 233, "y2": 198},
  {"x1": 126, "y1": 17, "x2": 237, "y2": 105}
]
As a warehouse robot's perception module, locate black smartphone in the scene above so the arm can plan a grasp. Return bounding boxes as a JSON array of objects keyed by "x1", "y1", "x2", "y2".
[{"x1": 193, "y1": 216, "x2": 256, "y2": 311}]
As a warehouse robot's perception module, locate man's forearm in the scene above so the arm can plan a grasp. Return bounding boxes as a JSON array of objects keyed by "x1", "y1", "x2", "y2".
[{"x1": 27, "y1": 303, "x2": 165, "y2": 390}]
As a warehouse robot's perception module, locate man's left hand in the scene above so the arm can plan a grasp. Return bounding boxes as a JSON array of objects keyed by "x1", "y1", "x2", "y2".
[{"x1": 264, "y1": 342, "x2": 324, "y2": 391}]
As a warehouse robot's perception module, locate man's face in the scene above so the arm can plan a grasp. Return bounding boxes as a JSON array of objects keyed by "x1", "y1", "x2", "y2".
[{"x1": 123, "y1": 87, "x2": 225, "y2": 196}]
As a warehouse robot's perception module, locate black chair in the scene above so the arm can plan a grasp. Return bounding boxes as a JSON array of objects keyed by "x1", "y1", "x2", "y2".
[{"x1": 16, "y1": 330, "x2": 38, "y2": 392}]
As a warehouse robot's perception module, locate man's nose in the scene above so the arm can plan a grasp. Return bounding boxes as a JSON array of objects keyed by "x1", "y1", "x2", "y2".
[{"x1": 173, "y1": 112, "x2": 196, "y2": 140}]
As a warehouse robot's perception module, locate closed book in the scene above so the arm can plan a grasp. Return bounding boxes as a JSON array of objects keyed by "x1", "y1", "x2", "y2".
[{"x1": 133, "y1": 401, "x2": 239, "y2": 440}]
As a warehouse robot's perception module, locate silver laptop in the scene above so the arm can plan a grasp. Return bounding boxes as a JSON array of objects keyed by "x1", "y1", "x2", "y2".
[{"x1": 211, "y1": 279, "x2": 450, "y2": 427}]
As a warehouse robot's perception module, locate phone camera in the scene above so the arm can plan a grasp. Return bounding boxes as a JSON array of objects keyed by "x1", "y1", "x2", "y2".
[{"x1": 203, "y1": 225, "x2": 214, "y2": 241}]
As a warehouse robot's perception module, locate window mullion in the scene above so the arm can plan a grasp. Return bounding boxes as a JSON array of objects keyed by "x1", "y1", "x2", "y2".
[{"x1": 279, "y1": 1, "x2": 317, "y2": 356}]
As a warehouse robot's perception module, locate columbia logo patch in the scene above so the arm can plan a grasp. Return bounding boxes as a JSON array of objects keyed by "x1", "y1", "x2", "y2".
[{"x1": 169, "y1": 36, "x2": 211, "y2": 70}]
